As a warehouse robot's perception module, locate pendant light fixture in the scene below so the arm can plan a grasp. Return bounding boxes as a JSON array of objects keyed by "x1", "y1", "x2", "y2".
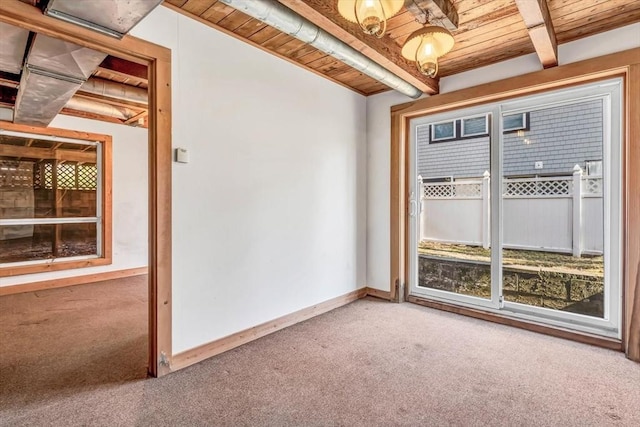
[
  {"x1": 337, "y1": 0, "x2": 405, "y2": 38},
  {"x1": 401, "y1": 25, "x2": 454, "y2": 78}
]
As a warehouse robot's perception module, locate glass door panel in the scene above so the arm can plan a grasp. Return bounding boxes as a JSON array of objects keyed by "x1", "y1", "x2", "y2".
[
  {"x1": 499, "y1": 80, "x2": 622, "y2": 336},
  {"x1": 409, "y1": 106, "x2": 499, "y2": 309}
]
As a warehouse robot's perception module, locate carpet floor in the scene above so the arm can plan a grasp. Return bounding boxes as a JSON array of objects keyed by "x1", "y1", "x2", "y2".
[{"x1": 1, "y1": 278, "x2": 639, "y2": 426}]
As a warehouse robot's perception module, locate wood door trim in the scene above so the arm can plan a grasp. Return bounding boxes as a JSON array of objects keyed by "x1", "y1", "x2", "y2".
[{"x1": 0, "y1": 0, "x2": 173, "y2": 377}]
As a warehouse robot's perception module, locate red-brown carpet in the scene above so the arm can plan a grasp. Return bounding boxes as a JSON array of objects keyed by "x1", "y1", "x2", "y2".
[{"x1": 1, "y1": 277, "x2": 639, "y2": 426}]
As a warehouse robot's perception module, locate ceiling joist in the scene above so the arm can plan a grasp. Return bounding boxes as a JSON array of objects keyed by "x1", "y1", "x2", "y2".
[
  {"x1": 277, "y1": 0, "x2": 439, "y2": 95},
  {"x1": 514, "y1": 0, "x2": 558, "y2": 68},
  {"x1": 404, "y1": 0, "x2": 458, "y2": 31}
]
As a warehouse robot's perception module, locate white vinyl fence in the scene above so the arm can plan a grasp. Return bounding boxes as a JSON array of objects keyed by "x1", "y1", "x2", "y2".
[{"x1": 419, "y1": 166, "x2": 603, "y2": 256}]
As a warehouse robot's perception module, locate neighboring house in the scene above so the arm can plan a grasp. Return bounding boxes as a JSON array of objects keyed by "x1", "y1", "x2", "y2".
[{"x1": 416, "y1": 98, "x2": 604, "y2": 180}]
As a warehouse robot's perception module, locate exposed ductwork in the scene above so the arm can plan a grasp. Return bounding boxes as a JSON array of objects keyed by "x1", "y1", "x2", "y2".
[
  {"x1": 218, "y1": 0, "x2": 423, "y2": 99},
  {"x1": 7, "y1": 0, "x2": 162, "y2": 127},
  {"x1": 79, "y1": 77, "x2": 148, "y2": 105},
  {"x1": 0, "y1": 22, "x2": 30, "y2": 75},
  {"x1": 65, "y1": 97, "x2": 138, "y2": 121},
  {"x1": 13, "y1": 34, "x2": 107, "y2": 127},
  {"x1": 44, "y1": 0, "x2": 164, "y2": 39}
]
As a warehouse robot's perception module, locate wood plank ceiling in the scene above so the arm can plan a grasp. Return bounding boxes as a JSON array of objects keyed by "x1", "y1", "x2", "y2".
[{"x1": 165, "y1": 0, "x2": 640, "y2": 96}]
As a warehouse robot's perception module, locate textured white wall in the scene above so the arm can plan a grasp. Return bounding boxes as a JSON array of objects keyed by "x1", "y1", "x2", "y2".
[
  {"x1": 366, "y1": 23, "x2": 640, "y2": 292},
  {"x1": 131, "y1": 7, "x2": 367, "y2": 354},
  {"x1": 1, "y1": 115, "x2": 149, "y2": 286}
]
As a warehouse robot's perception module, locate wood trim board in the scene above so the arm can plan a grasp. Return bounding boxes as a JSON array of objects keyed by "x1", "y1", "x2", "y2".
[
  {"x1": 625, "y1": 64, "x2": 640, "y2": 361},
  {"x1": 172, "y1": 288, "x2": 369, "y2": 371},
  {"x1": 365, "y1": 287, "x2": 392, "y2": 301},
  {"x1": 0, "y1": 122, "x2": 113, "y2": 278},
  {"x1": 0, "y1": 0, "x2": 173, "y2": 377},
  {"x1": 0, "y1": 267, "x2": 148, "y2": 296},
  {"x1": 390, "y1": 48, "x2": 640, "y2": 363}
]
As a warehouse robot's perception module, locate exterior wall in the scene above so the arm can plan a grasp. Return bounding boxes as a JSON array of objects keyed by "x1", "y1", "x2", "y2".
[
  {"x1": 417, "y1": 99, "x2": 603, "y2": 179},
  {"x1": 129, "y1": 7, "x2": 367, "y2": 354},
  {"x1": 417, "y1": 130, "x2": 489, "y2": 178},
  {"x1": 366, "y1": 23, "x2": 640, "y2": 292},
  {"x1": 504, "y1": 99, "x2": 603, "y2": 176}
]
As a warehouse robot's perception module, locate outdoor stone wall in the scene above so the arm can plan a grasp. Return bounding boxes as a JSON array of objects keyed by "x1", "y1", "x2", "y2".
[{"x1": 419, "y1": 255, "x2": 604, "y2": 317}]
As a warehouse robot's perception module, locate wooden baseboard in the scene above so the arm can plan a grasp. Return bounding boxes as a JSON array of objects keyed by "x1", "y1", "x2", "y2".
[
  {"x1": 171, "y1": 287, "x2": 368, "y2": 371},
  {"x1": 407, "y1": 295, "x2": 623, "y2": 352},
  {"x1": 0, "y1": 267, "x2": 148, "y2": 296},
  {"x1": 365, "y1": 287, "x2": 392, "y2": 301}
]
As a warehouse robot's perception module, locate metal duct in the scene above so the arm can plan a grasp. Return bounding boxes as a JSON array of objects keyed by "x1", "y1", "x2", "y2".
[
  {"x1": 0, "y1": 107, "x2": 13, "y2": 122},
  {"x1": 14, "y1": 66, "x2": 84, "y2": 127},
  {"x1": 79, "y1": 78, "x2": 148, "y2": 105},
  {"x1": 0, "y1": 22, "x2": 29, "y2": 74},
  {"x1": 13, "y1": 34, "x2": 107, "y2": 126},
  {"x1": 65, "y1": 97, "x2": 137, "y2": 121},
  {"x1": 44, "y1": 0, "x2": 164, "y2": 39},
  {"x1": 218, "y1": 0, "x2": 423, "y2": 99}
]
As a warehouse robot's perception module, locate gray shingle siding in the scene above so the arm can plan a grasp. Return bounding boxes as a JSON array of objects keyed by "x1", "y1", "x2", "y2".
[{"x1": 417, "y1": 99, "x2": 603, "y2": 178}]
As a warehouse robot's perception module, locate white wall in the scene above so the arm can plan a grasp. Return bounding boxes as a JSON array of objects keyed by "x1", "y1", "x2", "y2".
[
  {"x1": 0, "y1": 115, "x2": 148, "y2": 287},
  {"x1": 130, "y1": 7, "x2": 367, "y2": 354},
  {"x1": 366, "y1": 23, "x2": 640, "y2": 292}
]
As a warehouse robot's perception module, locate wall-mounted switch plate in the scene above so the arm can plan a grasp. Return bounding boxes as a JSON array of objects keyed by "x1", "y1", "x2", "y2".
[{"x1": 175, "y1": 148, "x2": 189, "y2": 163}]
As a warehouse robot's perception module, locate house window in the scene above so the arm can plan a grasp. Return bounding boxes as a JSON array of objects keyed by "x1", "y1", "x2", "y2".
[
  {"x1": 503, "y1": 112, "x2": 529, "y2": 132},
  {"x1": 461, "y1": 115, "x2": 489, "y2": 137},
  {"x1": 431, "y1": 120, "x2": 456, "y2": 142},
  {"x1": 0, "y1": 126, "x2": 112, "y2": 276}
]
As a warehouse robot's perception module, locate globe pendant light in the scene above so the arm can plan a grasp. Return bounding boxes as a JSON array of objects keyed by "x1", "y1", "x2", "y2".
[
  {"x1": 401, "y1": 25, "x2": 455, "y2": 78},
  {"x1": 337, "y1": 0, "x2": 405, "y2": 38}
]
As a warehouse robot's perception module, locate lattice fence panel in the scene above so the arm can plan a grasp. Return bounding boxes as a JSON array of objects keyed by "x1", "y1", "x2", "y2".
[
  {"x1": 42, "y1": 163, "x2": 97, "y2": 190},
  {"x1": 423, "y1": 181, "x2": 482, "y2": 198},
  {"x1": 44, "y1": 162, "x2": 53, "y2": 189},
  {"x1": 582, "y1": 176, "x2": 602, "y2": 195},
  {"x1": 56, "y1": 163, "x2": 77, "y2": 189},
  {"x1": 454, "y1": 182, "x2": 482, "y2": 198},
  {"x1": 503, "y1": 178, "x2": 571, "y2": 197},
  {"x1": 0, "y1": 160, "x2": 34, "y2": 188},
  {"x1": 77, "y1": 165, "x2": 97, "y2": 190}
]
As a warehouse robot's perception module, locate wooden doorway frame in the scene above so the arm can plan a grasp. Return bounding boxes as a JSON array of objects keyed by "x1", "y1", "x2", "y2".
[
  {"x1": 0, "y1": 0, "x2": 173, "y2": 377},
  {"x1": 390, "y1": 48, "x2": 640, "y2": 362}
]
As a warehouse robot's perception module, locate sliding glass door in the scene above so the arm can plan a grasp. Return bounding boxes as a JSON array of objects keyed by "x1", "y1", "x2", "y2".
[
  {"x1": 408, "y1": 79, "x2": 622, "y2": 338},
  {"x1": 408, "y1": 104, "x2": 501, "y2": 310}
]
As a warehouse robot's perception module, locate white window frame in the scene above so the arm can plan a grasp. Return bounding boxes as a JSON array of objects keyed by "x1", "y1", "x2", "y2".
[
  {"x1": 461, "y1": 114, "x2": 489, "y2": 137},
  {"x1": 503, "y1": 112, "x2": 528, "y2": 132},
  {"x1": 430, "y1": 119, "x2": 456, "y2": 142}
]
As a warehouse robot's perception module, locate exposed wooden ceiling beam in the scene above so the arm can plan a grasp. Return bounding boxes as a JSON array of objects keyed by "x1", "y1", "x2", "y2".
[
  {"x1": 124, "y1": 110, "x2": 149, "y2": 125},
  {"x1": 515, "y1": 0, "x2": 558, "y2": 68},
  {"x1": 0, "y1": 144, "x2": 97, "y2": 163},
  {"x1": 404, "y1": 0, "x2": 458, "y2": 31},
  {"x1": 0, "y1": 71, "x2": 20, "y2": 89},
  {"x1": 277, "y1": 0, "x2": 439, "y2": 95},
  {"x1": 98, "y1": 56, "x2": 149, "y2": 81}
]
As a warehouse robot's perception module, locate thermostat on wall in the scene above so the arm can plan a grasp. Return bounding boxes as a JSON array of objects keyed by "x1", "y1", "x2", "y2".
[{"x1": 175, "y1": 148, "x2": 189, "y2": 163}]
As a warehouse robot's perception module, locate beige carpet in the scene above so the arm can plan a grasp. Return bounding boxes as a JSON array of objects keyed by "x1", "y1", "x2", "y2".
[{"x1": 1, "y1": 278, "x2": 639, "y2": 426}]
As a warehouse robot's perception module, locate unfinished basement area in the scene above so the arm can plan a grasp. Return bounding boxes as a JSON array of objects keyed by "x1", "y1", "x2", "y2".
[{"x1": 1, "y1": 0, "x2": 639, "y2": 426}]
